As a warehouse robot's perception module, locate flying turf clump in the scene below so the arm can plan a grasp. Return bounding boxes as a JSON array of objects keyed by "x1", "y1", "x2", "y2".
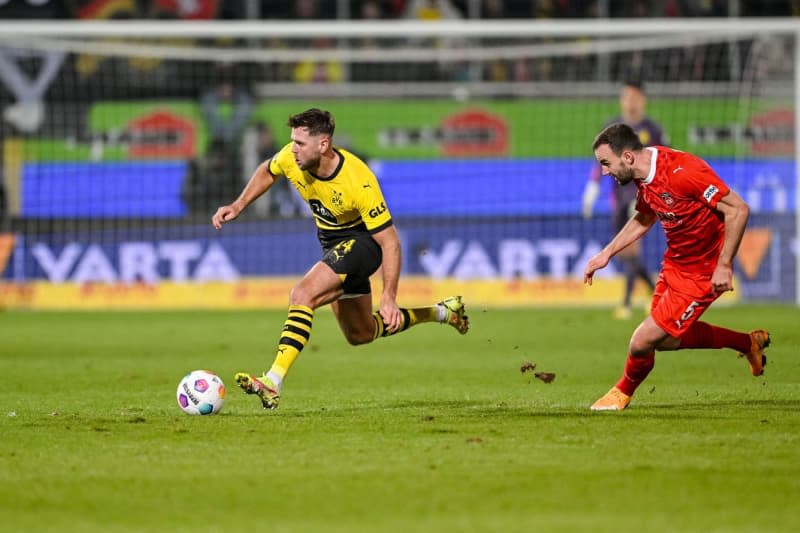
[{"x1": 520, "y1": 361, "x2": 556, "y2": 384}]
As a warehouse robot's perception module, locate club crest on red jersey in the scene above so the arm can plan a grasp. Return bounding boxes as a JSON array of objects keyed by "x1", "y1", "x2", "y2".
[{"x1": 660, "y1": 192, "x2": 675, "y2": 206}]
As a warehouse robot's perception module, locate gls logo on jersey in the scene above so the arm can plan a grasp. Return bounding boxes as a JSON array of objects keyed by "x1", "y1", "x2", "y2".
[
  {"x1": 703, "y1": 185, "x2": 719, "y2": 203},
  {"x1": 368, "y1": 202, "x2": 387, "y2": 218}
]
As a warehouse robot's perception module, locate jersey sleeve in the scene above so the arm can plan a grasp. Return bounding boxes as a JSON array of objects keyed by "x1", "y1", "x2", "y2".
[
  {"x1": 674, "y1": 154, "x2": 730, "y2": 209},
  {"x1": 267, "y1": 143, "x2": 293, "y2": 178},
  {"x1": 356, "y1": 169, "x2": 393, "y2": 233}
]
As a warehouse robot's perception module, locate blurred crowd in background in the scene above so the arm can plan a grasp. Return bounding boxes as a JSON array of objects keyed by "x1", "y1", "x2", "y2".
[
  {"x1": 0, "y1": 0, "x2": 797, "y2": 223},
  {"x1": 1, "y1": 0, "x2": 792, "y2": 94},
  {"x1": 1, "y1": 0, "x2": 799, "y2": 20}
]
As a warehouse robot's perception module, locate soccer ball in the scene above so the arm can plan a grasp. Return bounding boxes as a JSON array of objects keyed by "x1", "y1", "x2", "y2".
[{"x1": 176, "y1": 370, "x2": 225, "y2": 415}]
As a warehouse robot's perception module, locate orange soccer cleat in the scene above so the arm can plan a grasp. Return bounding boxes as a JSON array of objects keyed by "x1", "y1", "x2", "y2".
[
  {"x1": 739, "y1": 330, "x2": 770, "y2": 377},
  {"x1": 590, "y1": 386, "x2": 632, "y2": 411}
]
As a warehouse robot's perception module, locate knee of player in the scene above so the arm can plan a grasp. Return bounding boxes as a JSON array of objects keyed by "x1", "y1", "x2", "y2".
[
  {"x1": 628, "y1": 339, "x2": 656, "y2": 357},
  {"x1": 344, "y1": 330, "x2": 373, "y2": 346},
  {"x1": 288, "y1": 286, "x2": 313, "y2": 306}
]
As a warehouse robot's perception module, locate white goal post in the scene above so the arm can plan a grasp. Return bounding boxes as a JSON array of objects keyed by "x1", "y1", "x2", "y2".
[{"x1": 0, "y1": 18, "x2": 797, "y2": 307}]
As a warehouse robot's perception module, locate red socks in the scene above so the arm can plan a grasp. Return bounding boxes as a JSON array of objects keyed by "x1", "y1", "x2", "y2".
[
  {"x1": 679, "y1": 321, "x2": 751, "y2": 352},
  {"x1": 615, "y1": 352, "x2": 655, "y2": 396},
  {"x1": 613, "y1": 322, "x2": 751, "y2": 398}
]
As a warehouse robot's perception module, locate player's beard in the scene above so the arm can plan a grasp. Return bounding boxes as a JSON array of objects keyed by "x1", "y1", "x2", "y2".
[
  {"x1": 612, "y1": 166, "x2": 636, "y2": 185},
  {"x1": 297, "y1": 153, "x2": 321, "y2": 172}
]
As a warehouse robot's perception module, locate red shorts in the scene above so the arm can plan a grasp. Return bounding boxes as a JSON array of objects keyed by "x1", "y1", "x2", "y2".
[{"x1": 650, "y1": 264, "x2": 720, "y2": 338}]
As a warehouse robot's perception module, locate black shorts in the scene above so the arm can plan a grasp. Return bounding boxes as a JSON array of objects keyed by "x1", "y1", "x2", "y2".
[{"x1": 321, "y1": 234, "x2": 382, "y2": 296}]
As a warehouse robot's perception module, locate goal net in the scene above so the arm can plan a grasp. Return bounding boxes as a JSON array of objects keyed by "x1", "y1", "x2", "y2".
[{"x1": 0, "y1": 19, "x2": 796, "y2": 309}]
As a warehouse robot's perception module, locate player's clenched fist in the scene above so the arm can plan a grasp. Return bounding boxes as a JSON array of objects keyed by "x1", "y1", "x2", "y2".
[
  {"x1": 211, "y1": 204, "x2": 241, "y2": 230},
  {"x1": 710, "y1": 263, "x2": 734, "y2": 294}
]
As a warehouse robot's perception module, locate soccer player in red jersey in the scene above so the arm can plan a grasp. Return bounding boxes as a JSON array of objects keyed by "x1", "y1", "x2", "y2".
[{"x1": 583, "y1": 123, "x2": 771, "y2": 411}]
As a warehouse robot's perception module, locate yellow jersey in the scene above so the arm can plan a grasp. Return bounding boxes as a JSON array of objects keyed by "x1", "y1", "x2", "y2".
[{"x1": 268, "y1": 143, "x2": 393, "y2": 248}]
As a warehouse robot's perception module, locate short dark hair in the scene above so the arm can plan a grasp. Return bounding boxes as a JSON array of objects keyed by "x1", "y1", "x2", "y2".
[
  {"x1": 623, "y1": 79, "x2": 645, "y2": 93},
  {"x1": 592, "y1": 123, "x2": 643, "y2": 155},
  {"x1": 287, "y1": 108, "x2": 335, "y2": 137}
]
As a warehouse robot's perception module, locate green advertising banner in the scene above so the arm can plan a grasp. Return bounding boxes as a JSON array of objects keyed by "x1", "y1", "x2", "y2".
[
  {"x1": 19, "y1": 97, "x2": 791, "y2": 162},
  {"x1": 255, "y1": 98, "x2": 773, "y2": 159}
]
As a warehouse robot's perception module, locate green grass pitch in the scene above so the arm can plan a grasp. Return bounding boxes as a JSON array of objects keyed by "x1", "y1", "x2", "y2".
[{"x1": 2, "y1": 305, "x2": 799, "y2": 532}]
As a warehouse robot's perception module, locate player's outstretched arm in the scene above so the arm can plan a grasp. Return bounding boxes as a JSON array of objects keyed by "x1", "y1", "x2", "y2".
[
  {"x1": 371, "y1": 225, "x2": 402, "y2": 333},
  {"x1": 212, "y1": 160, "x2": 276, "y2": 230},
  {"x1": 584, "y1": 210, "x2": 656, "y2": 285},
  {"x1": 711, "y1": 190, "x2": 750, "y2": 293}
]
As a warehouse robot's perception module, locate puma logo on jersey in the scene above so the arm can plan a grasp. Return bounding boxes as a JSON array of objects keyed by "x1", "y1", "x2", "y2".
[
  {"x1": 673, "y1": 166, "x2": 683, "y2": 173},
  {"x1": 703, "y1": 184, "x2": 719, "y2": 203}
]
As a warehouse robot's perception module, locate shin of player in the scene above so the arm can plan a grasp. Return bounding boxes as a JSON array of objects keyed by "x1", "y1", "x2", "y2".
[{"x1": 583, "y1": 123, "x2": 770, "y2": 411}]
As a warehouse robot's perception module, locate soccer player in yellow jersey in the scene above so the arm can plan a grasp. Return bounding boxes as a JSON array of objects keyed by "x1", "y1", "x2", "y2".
[{"x1": 212, "y1": 108, "x2": 469, "y2": 410}]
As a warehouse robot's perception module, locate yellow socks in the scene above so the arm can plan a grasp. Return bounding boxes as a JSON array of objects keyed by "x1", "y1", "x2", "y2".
[
  {"x1": 372, "y1": 305, "x2": 442, "y2": 340},
  {"x1": 266, "y1": 304, "x2": 314, "y2": 388}
]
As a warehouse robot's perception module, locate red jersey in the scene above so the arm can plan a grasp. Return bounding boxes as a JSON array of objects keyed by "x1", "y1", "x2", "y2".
[{"x1": 635, "y1": 146, "x2": 730, "y2": 274}]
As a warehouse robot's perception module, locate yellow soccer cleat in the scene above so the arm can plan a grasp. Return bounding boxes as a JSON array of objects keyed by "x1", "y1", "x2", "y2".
[
  {"x1": 739, "y1": 329, "x2": 770, "y2": 377},
  {"x1": 234, "y1": 372, "x2": 280, "y2": 410},
  {"x1": 439, "y1": 295, "x2": 469, "y2": 335},
  {"x1": 590, "y1": 386, "x2": 632, "y2": 411}
]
